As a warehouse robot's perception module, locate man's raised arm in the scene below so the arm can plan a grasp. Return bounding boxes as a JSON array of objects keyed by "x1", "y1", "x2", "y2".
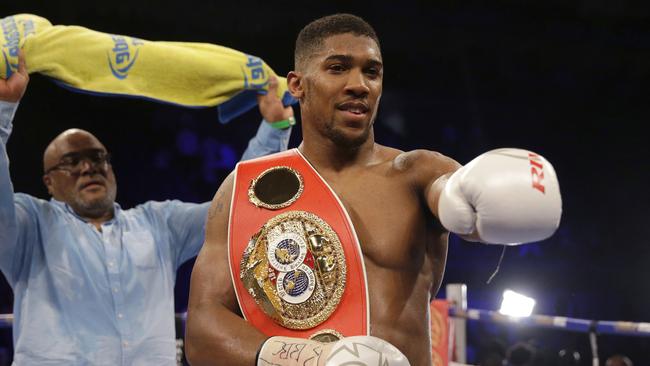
[
  {"x1": 0, "y1": 51, "x2": 32, "y2": 284},
  {"x1": 241, "y1": 76, "x2": 294, "y2": 161}
]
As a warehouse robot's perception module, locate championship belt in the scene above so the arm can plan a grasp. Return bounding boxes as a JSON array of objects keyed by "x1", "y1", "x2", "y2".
[{"x1": 228, "y1": 149, "x2": 369, "y2": 341}]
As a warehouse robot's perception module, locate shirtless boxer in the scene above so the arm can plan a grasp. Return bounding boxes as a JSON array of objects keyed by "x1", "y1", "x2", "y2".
[{"x1": 185, "y1": 13, "x2": 561, "y2": 366}]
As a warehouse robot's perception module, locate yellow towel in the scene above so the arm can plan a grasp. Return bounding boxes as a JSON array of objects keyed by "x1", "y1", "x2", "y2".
[{"x1": 0, "y1": 14, "x2": 295, "y2": 122}]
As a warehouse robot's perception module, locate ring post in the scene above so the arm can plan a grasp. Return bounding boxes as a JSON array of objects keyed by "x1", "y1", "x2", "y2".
[{"x1": 446, "y1": 283, "x2": 467, "y2": 363}]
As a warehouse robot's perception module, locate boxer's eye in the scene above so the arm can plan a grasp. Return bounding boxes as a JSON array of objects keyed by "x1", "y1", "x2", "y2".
[
  {"x1": 329, "y1": 64, "x2": 346, "y2": 73},
  {"x1": 249, "y1": 166, "x2": 304, "y2": 210}
]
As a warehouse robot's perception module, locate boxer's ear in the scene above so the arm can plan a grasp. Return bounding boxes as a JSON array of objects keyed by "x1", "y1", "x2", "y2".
[{"x1": 287, "y1": 71, "x2": 304, "y2": 99}]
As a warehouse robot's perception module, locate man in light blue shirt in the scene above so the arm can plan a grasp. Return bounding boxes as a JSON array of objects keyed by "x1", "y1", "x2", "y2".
[{"x1": 0, "y1": 54, "x2": 293, "y2": 365}]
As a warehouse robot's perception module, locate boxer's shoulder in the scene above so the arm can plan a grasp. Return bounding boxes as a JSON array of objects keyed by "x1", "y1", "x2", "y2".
[
  {"x1": 392, "y1": 149, "x2": 458, "y2": 175},
  {"x1": 386, "y1": 149, "x2": 461, "y2": 195}
]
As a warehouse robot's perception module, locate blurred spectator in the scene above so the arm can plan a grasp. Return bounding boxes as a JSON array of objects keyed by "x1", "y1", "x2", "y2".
[
  {"x1": 606, "y1": 354, "x2": 633, "y2": 366},
  {"x1": 505, "y1": 342, "x2": 537, "y2": 366},
  {"x1": 478, "y1": 338, "x2": 506, "y2": 366},
  {"x1": 557, "y1": 348, "x2": 581, "y2": 366}
]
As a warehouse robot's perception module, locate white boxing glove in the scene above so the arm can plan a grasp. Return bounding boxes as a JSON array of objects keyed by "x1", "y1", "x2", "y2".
[
  {"x1": 438, "y1": 148, "x2": 562, "y2": 245},
  {"x1": 257, "y1": 335, "x2": 410, "y2": 366},
  {"x1": 325, "y1": 336, "x2": 410, "y2": 366}
]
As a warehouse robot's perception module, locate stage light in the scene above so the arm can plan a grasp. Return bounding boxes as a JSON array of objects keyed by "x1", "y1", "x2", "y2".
[{"x1": 499, "y1": 289, "x2": 536, "y2": 317}]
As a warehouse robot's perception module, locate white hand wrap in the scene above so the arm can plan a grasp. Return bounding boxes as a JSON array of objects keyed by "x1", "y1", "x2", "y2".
[
  {"x1": 438, "y1": 148, "x2": 562, "y2": 244},
  {"x1": 257, "y1": 335, "x2": 410, "y2": 366}
]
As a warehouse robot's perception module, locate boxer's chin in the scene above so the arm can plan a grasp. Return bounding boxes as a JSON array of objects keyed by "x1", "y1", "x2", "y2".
[{"x1": 325, "y1": 123, "x2": 372, "y2": 148}]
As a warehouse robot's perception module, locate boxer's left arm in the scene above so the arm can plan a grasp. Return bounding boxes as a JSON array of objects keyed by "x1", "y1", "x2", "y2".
[
  {"x1": 425, "y1": 148, "x2": 562, "y2": 244},
  {"x1": 185, "y1": 172, "x2": 268, "y2": 366},
  {"x1": 420, "y1": 152, "x2": 484, "y2": 242}
]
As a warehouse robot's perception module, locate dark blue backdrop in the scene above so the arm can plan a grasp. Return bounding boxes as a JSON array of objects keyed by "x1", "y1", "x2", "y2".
[{"x1": 1, "y1": 1, "x2": 648, "y2": 365}]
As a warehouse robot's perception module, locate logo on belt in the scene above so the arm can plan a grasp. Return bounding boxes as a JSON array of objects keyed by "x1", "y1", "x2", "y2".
[{"x1": 240, "y1": 210, "x2": 346, "y2": 330}]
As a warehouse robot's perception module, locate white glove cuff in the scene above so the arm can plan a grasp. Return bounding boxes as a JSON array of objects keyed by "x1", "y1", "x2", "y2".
[{"x1": 438, "y1": 168, "x2": 476, "y2": 235}]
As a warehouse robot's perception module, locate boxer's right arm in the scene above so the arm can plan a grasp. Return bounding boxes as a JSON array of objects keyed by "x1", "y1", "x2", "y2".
[
  {"x1": 185, "y1": 174, "x2": 411, "y2": 366},
  {"x1": 185, "y1": 172, "x2": 268, "y2": 366}
]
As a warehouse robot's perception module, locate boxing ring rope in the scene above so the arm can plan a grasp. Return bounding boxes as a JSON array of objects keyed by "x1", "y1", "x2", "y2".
[
  {"x1": 447, "y1": 307, "x2": 650, "y2": 337},
  {"x1": 443, "y1": 284, "x2": 650, "y2": 366},
  {"x1": 1, "y1": 284, "x2": 649, "y2": 366},
  {"x1": 0, "y1": 314, "x2": 11, "y2": 328},
  {"x1": 446, "y1": 306, "x2": 650, "y2": 366}
]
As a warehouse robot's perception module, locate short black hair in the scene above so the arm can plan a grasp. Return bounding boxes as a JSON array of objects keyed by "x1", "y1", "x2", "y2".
[{"x1": 294, "y1": 13, "x2": 380, "y2": 71}]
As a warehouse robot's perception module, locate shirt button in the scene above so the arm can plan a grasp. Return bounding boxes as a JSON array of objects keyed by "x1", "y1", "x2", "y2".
[
  {"x1": 108, "y1": 261, "x2": 114, "y2": 267},
  {"x1": 123, "y1": 341, "x2": 129, "y2": 347},
  {"x1": 118, "y1": 313, "x2": 123, "y2": 319},
  {"x1": 113, "y1": 288, "x2": 119, "y2": 293}
]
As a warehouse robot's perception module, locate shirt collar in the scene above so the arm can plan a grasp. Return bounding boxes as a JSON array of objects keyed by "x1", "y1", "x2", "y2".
[{"x1": 49, "y1": 198, "x2": 122, "y2": 225}]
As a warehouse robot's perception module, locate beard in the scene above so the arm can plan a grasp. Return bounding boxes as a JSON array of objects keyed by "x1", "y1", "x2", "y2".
[
  {"x1": 71, "y1": 186, "x2": 117, "y2": 219},
  {"x1": 324, "y1": 121, "x2": 373, "y2": 149}
]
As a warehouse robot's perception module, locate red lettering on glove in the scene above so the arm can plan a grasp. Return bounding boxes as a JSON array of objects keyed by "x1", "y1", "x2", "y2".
[{"x1": 529, "y1": 153, "x2": 545, "y2": 194}]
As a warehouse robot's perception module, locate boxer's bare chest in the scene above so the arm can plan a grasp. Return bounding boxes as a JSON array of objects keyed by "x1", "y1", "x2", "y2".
[
  {"x1": 321, "y1": 163, "x2": 428, "y2": 269},
  {"x1": 322, "y1": 162, "x2": 442, "y2": 365}
]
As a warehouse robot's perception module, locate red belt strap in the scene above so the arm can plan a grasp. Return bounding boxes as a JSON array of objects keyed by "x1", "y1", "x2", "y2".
[{"x1": 228, "y1": 149, "x2": 369, "y2": 339}]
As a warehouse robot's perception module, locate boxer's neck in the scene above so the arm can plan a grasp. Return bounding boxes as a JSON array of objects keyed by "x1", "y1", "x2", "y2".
[{"x1": 298, "y1": 136, "x2": 377, "y2": 173}]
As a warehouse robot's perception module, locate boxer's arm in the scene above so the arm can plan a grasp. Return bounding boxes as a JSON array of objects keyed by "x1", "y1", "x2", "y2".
[
  {"x1": 425, "y1": 166, "x2": 484, "y2": 242},
  {"x1": 185, "y1": 173, "x2": 411, "y2": 366},
  {"x1": 185, "y1": 172, "x2": 267, "y2": 366},
  {"x1": 419, "y1": 152, "x2": 462, "y2": 221},
  {"x1": 399, "y1": 150, "x2": 472, "y2": 240}
]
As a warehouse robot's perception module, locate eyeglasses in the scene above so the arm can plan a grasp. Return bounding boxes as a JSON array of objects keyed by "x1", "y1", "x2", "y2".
[{"x1": 44, "y1": 149, "x2": 112, "y2": 175}]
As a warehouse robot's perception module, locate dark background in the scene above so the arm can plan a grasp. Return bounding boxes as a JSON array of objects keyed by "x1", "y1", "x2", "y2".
[{"x1": 1, "y1": 1, "x2": 649, "y2": 365}]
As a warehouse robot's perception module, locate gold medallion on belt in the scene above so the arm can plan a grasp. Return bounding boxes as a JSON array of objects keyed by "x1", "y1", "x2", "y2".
[{"x1": 240, "y1": 210, "x2": 346, "y2": 330}]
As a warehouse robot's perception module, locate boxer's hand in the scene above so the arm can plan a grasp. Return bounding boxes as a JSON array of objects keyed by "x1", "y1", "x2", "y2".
[
  {"x1": 0, "y1": 50, "x2": 29, "y2": 103},
  {"x1": 257, "y1": 335, "x2": 410, "y2": 366},
  {"x1": 438, "y1": 148, "x2": 562, "y2": 245},
  {"x1": 257, "y1": 76, "x2": 293, "y2": 123}
]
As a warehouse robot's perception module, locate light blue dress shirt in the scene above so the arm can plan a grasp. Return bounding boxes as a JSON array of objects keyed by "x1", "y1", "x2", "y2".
[{"x1": 0, "y1": 101, "x2": 291, "y2": 365}]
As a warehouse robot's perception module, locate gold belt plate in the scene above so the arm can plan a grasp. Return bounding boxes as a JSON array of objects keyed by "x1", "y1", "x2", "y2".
[{"x1": 240, "y1": 211, "x2": 347, "y2": 330}]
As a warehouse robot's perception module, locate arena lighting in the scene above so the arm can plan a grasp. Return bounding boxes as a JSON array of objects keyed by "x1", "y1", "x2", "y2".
[{"x1": 499, "y1": 289, "x2": 536, "y2": 317}]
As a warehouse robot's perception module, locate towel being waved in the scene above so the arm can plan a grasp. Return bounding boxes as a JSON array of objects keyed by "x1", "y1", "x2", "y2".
[{"x1": 0, "y1": 14, "x2": 295, "y2": 122}]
